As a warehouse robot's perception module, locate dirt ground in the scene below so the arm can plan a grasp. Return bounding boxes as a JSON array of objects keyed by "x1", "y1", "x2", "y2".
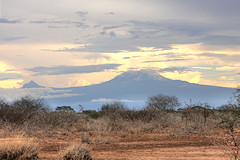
[{"x1": 13, "y1": 132, "x2": 226, "y2": 160}]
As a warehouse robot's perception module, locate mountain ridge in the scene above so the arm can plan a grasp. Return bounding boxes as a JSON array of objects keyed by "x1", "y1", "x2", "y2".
[
  {"x1": 21, "y1": 70, "x2": 235, "y2": 109},
  {"x1": 22, "y1": 80, "x2": 44, "y2": 89},
  {"x1": 39, "y1": 70, "x2": 234, "y2": 109}
]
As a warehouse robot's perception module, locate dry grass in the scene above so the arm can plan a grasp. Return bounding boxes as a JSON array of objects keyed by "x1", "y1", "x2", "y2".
[
  {"x1": 0, "y1": 137, "x2": 39, "y2": 160},
  {"x1": 61, "y1": 143, "x2": 92, "y2": 160}
]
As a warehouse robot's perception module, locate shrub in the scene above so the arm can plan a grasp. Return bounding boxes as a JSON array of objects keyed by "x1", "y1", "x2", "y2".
[
  {"x1": 56, "y1": 106, "x2": 76, "y2": 113},
  {"x1": 61, "y1": 144, "x2": 92, "y2": 160},
  {"x1": 0, "y1": 99, "x2": 13, "y2": 122},
  {"x1": 44, "y1": 111, "x2": 81, "y2": 128},
  {"x1": 82, "y1": 110, "x2": 100, "y2": 119},
  {"x1": 145, "y1": 94, "x2": 180, "y2": 111},
  {"x1": 0, "y1": 137, "x2": 39, "y2": 159},
  {"x1": 100, "y1": 101, "x2": 127, "y2": 113},
  {"x1": 81, "y1": 133, "x2": 90, "y2": 144},
  {"x1": 216, "y1": 103, "x2": 240, "y2": 160},
  {"x1": 0, "y1": 96, "x2": 49, "y2": 124},
  {"x1": 118, "y1": 109, "x2": 160, "y2": 122}
]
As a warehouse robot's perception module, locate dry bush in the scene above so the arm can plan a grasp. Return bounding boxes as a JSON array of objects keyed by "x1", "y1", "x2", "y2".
[
  {"x1": 87, "y1": 117, "x2": 113, "y2": 132},
  {"x1": 61, "y1": 143, "x2": 92, "y2": 160},
  {"x1": 81, "y1": 133, "x2": 90, "y2": 144},
  {"x1": 43, "y1": 112, "x2": 81, "y2": 129},
  {"x1": 215, "y1": 105, "x2": 240, "y2": 160},
  {"x1": 0, "y1": 137, "x2": 39, "y2": 160},
  {"x1": 0, "y1": 96, "x2": 49, "y2": 125},
  {"x1": 118, "y1": 109, "x2": 160, "y2": 123},
  {"x1": 176, "y1": 106, "x2": 217, "y2": 136},
  {"x1": 87, "y1": 110, "x2": 184, "y2": 134}
]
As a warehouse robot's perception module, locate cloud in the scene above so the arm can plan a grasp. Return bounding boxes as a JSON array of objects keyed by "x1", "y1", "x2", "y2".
[
  {"x1": 192, "y1": 67, "x2": 212, "y2": 70},
  {"x1": 0, "y1": 18, "x2": 21, "y2": 24},
  {"x1": 220, "y1": 76, "x2": 235, "y2": 81},
  {"x1": 59, "y1": 39, "x2": 140, "y2": 53},
  {"x1": 44, "y1": 93, "x2": 84, "y2": 99},
  {"x1": 198, "y1": 53, "x2": 226, "y2": 58},
  {"x1": 25, "y1": 64, "x2": 121, "y2": 76},
  {"x1": 198, "y1": 53, "x2": 240, "y2": 63},
  {"x1": 72, "y1": 21, "x2": 89, "y2": 28},
  {"x1": 105, "y1": 12, "x2": 115, "y2": 15},
  {"x1": 2, "y1": 36, "x2": 27, "y2": 41},
  {"x1": 100, "y1": 30, "x2": 117, "y2": 37},
  {"x1": 100, "y1": 31, "x2": 106, "y2": 35},
  {"x1": 159, "y1": 67, "x2": 190, "y2": 73},
  {"x1": 75, "y1": 11, "x2": 88, "y2": 17},
  {"x1": 129, "y1": 20, "x2": 211, "y2": 37},
  {"x1": 82, "y1": 53, "x2": 110, "y2": 60},
  {"x1": 216, "y1": 66, "x2": 240, "y2": 72},
  {"x1": 143, "y1": 58, "x2": 190, "y2": 63},
  {"x1": 0, "y1": 87, "x2": 83, "y2": 102},
  {"x1": 0, "y1": 73, "x2": 23, "y2": 80},
  {"x1": 48, "y1": 26, "x2": 69, "y2": 29},
  {"x1": 109, "y1": 31, "x2": 116, "y2": 37},
  {"x1": 201, "y1": 35, "x2": 240, "y2": 45},
  {"x1": 29, "y1": 20, "x2": 49, "y2": 24},
  {"x1": 77, "y1": 20, "x2": 215, "y2": 53},
  {"x1": 102, "y1": 25, "x2": 123, "y2": 30},
  {"x1": 161, "y1": 70, "x2": 202, "y2": 84},
  {"x1": 30, "y1": 19, "x2": 89, "y2": 28},
  {"x1": 49, "y1": 44, "x2": 89, "y2": 52},
  {"x1": 2, "y1": 0, "x2": 240, "y2": 51},
  {"x1": 91, "y1": 98, "x2": 142, "y2": 103}
]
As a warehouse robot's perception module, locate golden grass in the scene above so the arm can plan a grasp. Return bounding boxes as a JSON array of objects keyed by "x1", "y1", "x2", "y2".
[
  {"x1": 0, "y1": 137, "x2": 39, "y2": 160},
  {"x1": 61, "y1": 143, "x2": 92, "y2": 160}
]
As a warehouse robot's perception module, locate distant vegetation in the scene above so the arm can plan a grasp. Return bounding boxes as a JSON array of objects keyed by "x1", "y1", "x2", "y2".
[{"x1": 0, "y1": 88, "x2": 240, "y2": 159}]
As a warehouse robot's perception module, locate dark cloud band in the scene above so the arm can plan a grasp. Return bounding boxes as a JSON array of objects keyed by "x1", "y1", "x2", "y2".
[{"x1": 25, "y1": 64, "x2": 121, "y2": 76}]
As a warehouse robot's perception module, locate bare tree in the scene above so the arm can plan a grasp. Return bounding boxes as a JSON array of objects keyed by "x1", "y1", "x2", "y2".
[
  {"x1": 217, "y1": 88, "x2": 240, "y2": 160},
  {"x1": 101, "y1": 101, "x2": 127, "y2": 113},
  {"x1": 146, "y1": 94, "x2": 180, "y2": 111}
]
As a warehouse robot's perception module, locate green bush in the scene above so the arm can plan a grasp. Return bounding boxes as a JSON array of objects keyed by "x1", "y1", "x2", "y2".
[
  {"x1": 82, "y1": 110, "x2": 100, "y2": 119},
  {"x1": 56, "y1": 106, "x2": 76, "y2": 112}
]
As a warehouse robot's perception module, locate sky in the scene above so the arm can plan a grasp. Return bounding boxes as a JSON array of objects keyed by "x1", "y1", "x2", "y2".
[{"x1": 0, "y1": 0, "x2": 240, "y2": 90}]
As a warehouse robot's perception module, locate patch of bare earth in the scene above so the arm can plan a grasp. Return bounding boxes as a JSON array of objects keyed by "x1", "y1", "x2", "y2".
[
  {"x1": 0, "y1": 133, "x2": 226, "y2": 160},
  {"x1": 92, "y1": 133, "x2": 225, "y2": 160}
]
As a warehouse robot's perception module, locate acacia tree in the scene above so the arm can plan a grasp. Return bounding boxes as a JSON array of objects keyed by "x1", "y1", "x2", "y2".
[
  {"x1": 217, "y1": 88, "x2": 240, "y2": 160},
  {"x1": 55, "y1": 106, "x2": 75, "y2": 112},
  {"x1": 146, "y1": 94, "x2": 181, "y2": 111},
  {"x1": 100, "y1": 101, "x2": 127, "y2": 113},
  {"x1": 234, "y1": 87, "x2": 240, "y2": 106},
  {"x1": 191, "y1": 103, "x2": 212, "y2": 127}
]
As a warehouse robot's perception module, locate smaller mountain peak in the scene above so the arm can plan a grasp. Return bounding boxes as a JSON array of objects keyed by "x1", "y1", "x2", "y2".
[{"x1": 22, "y1": 81, "x2": 44, "y2": 88}]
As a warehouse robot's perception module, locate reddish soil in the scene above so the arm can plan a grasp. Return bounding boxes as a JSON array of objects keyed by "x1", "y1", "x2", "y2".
[
  {"x1": 91, "y1": 133, "x2": 225, "y2": 160},
  {"x1": 17, "y1": 132, "x2": 227, "y2": 160},
  {"x1": 0, "y1": 132, "x2": 228, "y2": 160}
]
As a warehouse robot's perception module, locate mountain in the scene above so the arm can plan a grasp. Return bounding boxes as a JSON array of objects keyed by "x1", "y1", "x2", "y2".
[
  {"x1": 47, "y1": 70, "x2": 235, "y2": 109},
  {"x1": 22, "y1": 81, "x2": 44, "y2": 88}
]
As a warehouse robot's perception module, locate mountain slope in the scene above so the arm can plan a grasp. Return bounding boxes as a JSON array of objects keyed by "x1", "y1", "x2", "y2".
[
  {"x1": 47, "y1": 70, "x2": 234, "y2": 109},
  {"x1": 22, "y1": 81, "x2": 44, "y2": 88}
]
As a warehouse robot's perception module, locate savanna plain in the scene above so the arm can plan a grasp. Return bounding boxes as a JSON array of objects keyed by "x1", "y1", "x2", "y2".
[{"x1": 1, "y1": 92, "x2": 240, "y2": 160}]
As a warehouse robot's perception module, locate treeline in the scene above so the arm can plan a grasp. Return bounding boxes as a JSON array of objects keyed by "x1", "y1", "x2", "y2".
[{"x1": 0, "y1": 89, "x2": 239, "y2": 130}]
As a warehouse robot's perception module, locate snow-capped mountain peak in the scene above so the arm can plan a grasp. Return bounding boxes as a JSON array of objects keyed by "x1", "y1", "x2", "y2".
[{"x1": 117, "y1": 70, "x2": 169, "y2": 81}]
